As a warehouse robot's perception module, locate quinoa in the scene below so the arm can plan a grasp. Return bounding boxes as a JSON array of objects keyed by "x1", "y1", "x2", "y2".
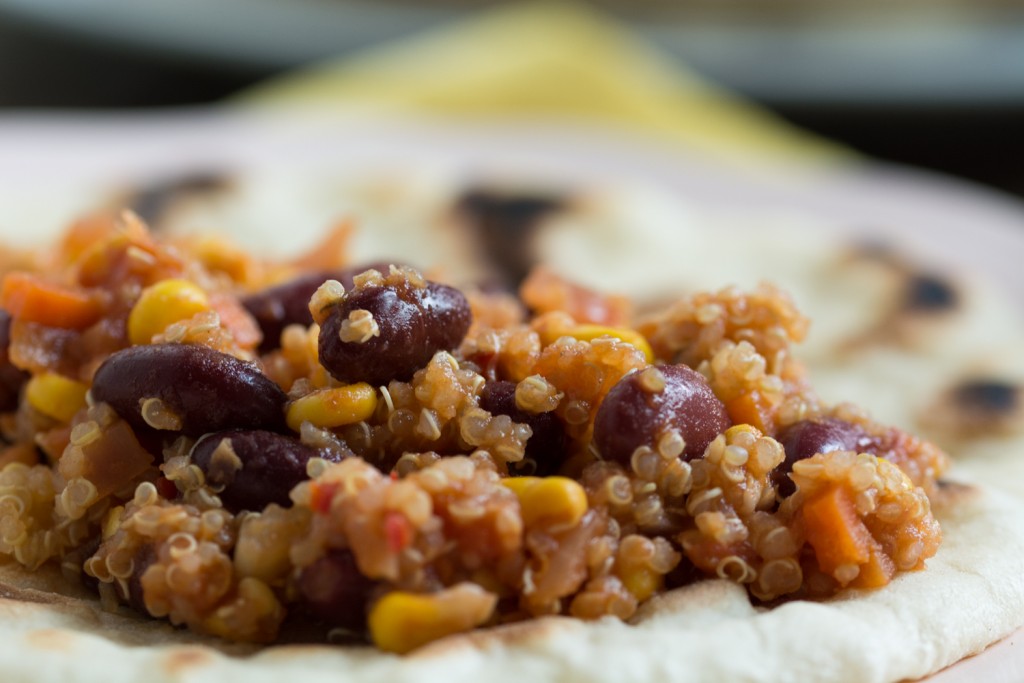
[{"x1": 0, "y1": 212, "x2": 948, "y2": 652}]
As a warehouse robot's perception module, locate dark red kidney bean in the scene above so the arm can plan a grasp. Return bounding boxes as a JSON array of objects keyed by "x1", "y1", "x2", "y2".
[
  {"x1": 296, "y1": 549, "x2": 376, "y2": 630},
  {"x1": 662, "y1": 556, "x2": 705, "y2": 590},
  {"x1": 479, "y1": 380, "x2": 566, "y2": 476},
  {"x1": 594, "y1": 364, "x2": 731, "y2": 465},
  {"x1": 91, "y1": 343, "x2": 288, "y2": 437},
  {"x1": 0, "y1": 309, "x2": 13, "y2": 352},
  {"x1": 242, "y1": 262, "x2": 393, "y2": 353},
  {"x1": 191, "y1": 429, "x2": 326, "y2": 512},
  {"x1": 0, "y1": 309, "x2": 29, "y2": 412},
  {"x1": 772, "y1": 418, "x2": 877, "y2": 498},
  {"x1": 123, "y1": 544, "x2": 157, "y2": 615},
  {"x1": 318, "y1": 281, "x2": 471, "y2": 386}
]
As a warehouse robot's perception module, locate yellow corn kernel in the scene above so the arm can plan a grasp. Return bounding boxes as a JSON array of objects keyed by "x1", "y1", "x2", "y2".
[
  {"x1": 127, "y1": 279, "x2": 210, "y2": 345},
  {"x1": 234, "y1": 508, "x2": 310, "y2": 584},
  {"x1": 25, "y1": 372, "x2": 88, "y2": 422},
  {"x1": 368, "y1": 583, "x2": 498, "y2": 654},
  {"x1": 101, "y1": 506, "x2": 124, "y2": 540},
  {"x1": 286, "y1": 383, "x2": 377, "y2": 432},
  {"x1": 620, "y1": 566, "x2": 662, "y2": 603},
  {"x1": 502, "y1": 476, "x2": 588, "y2": 532},
  {"x1": 725, "y1": 424, "x2": 763, "y2": 440},
  {"x1": 189, "y1": 235, "x2": 257, "y2": 284},
  {"x1": 500, "y1": 476, "x2": 536, "y2": 498},
  {"x1": 544, "y1": 324, "x2": 654, "y2": 363},
  {"x1": 202, "y1": 577, "x2": 284, "y2": 644}
]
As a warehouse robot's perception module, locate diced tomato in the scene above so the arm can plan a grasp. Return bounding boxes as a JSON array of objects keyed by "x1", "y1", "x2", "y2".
[{"x1": 384, "y1": 511, "x2": 413, "y2": 553}]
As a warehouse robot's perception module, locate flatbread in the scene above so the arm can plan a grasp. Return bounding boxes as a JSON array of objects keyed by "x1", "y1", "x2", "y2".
[{"x1": 2, "y1": 164, "x2": 1024, "y2": 683}]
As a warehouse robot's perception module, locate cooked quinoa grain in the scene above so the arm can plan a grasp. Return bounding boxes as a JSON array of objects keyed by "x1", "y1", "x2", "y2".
[{"x1": 0, "y1": 213, "x2": 947, "y2": 652}]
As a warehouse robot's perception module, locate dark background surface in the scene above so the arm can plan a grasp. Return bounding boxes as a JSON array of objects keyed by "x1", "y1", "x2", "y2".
[{"x1": 1, "y1": 13, "x2": 1023, "y2": 200}]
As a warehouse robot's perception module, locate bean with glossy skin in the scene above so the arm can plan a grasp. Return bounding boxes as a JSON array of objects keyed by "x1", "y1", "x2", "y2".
[
  {"x1": 0, "y1": 309, "x2": 29, "y2": 411},
  {"x1": 296, "y1": 549, "x2": 376, "y2": 630},
  {"x1": 772, "y1": 418, "x2": 878, "y2": 498},
  {"x1": 242, "y1": 262, "x2": 392, "y2": 353},
  {"x1": 191, "y1": 429, "x2": 328, "y2": 512},
  {"x1": 91, "y1": 343, "x2": 288, "y2": 437},
  {"x1": 479, "y1": 380, "x2": 566, "y2": 476},
  {"x1": 594, "y1": 364, "x2": 731, "y2": 465},
  {"x1": 318, "y1": 281, "x2": 471, "y2": 386}
]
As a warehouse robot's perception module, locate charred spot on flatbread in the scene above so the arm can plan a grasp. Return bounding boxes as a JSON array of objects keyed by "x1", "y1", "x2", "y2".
[
  {"x1": 454, "y1": 188, "x2": 568, "y2": 287},
  {"x1": 160, "y1": 646, "x2": 218, "y2": 675},
  {"x1": 838, "y1": 241, "x2": 963, "y2": 351},
  {"x1": 922, "y1": 377, "x2": 1024, "y2": 439},
  {"x1": 128, "y1": 171, "x2": 233, "y2": 227},
  {"x1": 931, "y1": 479, "x2": 981, "y2": 512},
  {"x1": 902, "y1": 273, "x2": 959, "y2": 314},
  {"x1": 24, "y1": 627, "x2": 79, "y2": 652}
]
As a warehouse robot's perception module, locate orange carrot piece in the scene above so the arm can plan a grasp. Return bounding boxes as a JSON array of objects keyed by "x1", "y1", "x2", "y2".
[
  {"x1": 520, "y1": 267, "x2": 632, "y2": 326},
  {"x1": 56, "y1": 212, "x2": 119, "y2": 266},
  {"x1": 801, "y1": 484, "x2": 871, "y2": 578},
  {"x1": 0, "y1": 442, "x2": 39, "y2": 469},
  {"x1": 725, "y1": 392, "x2": 775, "y2": 434},
  {"x1": 0, "y1": 272, "x2": 103, "y2": 329},
  {"x1": 851, "y1": 541, "x2": 897, "y2": 589},
  {"x1": 289, "y1": 219, "x2": 355, "y2": 272},
  {"x1": 209, "y1": 292, "x2": 263, "y2": 350}
]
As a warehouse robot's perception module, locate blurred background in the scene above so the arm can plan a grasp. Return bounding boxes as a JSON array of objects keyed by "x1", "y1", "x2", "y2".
[{"x1": 0, "y1": 0, "x2": 1023, "y2": 197}]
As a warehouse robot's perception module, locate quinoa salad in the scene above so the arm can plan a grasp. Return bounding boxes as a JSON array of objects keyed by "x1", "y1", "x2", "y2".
[{"x1": 0, "y1": 211, "x2": 948, "y2": 653}]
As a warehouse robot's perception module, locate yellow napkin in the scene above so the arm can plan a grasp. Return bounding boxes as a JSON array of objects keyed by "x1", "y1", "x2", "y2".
[{"x1": 240, "y1": 2, "x2": 843, "y2": 165}]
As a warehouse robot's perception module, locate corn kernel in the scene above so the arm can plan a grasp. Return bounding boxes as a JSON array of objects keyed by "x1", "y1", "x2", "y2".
[
  {"x1": 725, "y1": 424, "x2": 762, "y2": 440},
  {"x1": 502, "y1": 476, "x2": 588, "y2": 532},
  {"x1": 234, "y1": 509, "x2": 309, "y2": 583},
  {"x1": 202, "y1": 577, "x2": 284, "y2": 643},
  {"x1": 286, "y1": 383, "x2": 378, "y2": 432},
  {"x1": 25, "y1": 372, "x2": 89, "y2": 422},
  {"x1": 544, "y1": 324, "x2": 654, "y2": 363},
  {"x1": 500, "y1": 476, "x2": 540, "y2": 498},
  {"x1": 620, "y1": 566, "x2": 661, "y2": 602},
  {"x1": 128, "y1": 279, "x2": 210, "y2": 345},
  {"x1": 368, "y1": 583, "x2": 498, "y2": 654},
  {"x1": 101, "y1": 506, "x2": 124, "y2": 540},
  {"x1": 189, "y1": 235, "x2": 256, "y2": 284}
]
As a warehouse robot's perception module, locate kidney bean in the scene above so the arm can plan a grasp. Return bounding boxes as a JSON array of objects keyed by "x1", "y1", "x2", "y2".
[
  {"x1": 772, "y1": 418, "x2": 877, "y2": 498},
  {"x1": 296, "y1": 549, "x2": 376, "y2": 630},
  {"x1": 242, "y1": 262, "x2": 392, "y2": 353},
  {"x1": 594, "y1": 364, "x2": 731, "y2": 465},
  {"x1": 191, "y1": 429, "x2": 326, "y2": 512},
  {"x1": 123, "y1": 544, "x2": 157, "y2": 615},
  {"x1": 662, "y1": 556, "x2": 705, "y2": 590},
  {"x1": 0, "y1": 309, "x2": 13, "y2": 352},
  {"x1": 479, "y1": 380, "x2": 566, "y2": 476},
  {"x1": 91, "y1": 343, "x2": 287, "y2": 437},
  {"x1": 318, "y1": 281, "x2": 471, "y2": 386},
  {"x1": 0, "y1": 309, "x2": 29, "y2": 412}
]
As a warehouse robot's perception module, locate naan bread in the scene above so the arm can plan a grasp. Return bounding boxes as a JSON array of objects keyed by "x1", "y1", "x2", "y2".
[{"x1": 2, "y1": 166, "x2": 1023, "y2": 682}]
